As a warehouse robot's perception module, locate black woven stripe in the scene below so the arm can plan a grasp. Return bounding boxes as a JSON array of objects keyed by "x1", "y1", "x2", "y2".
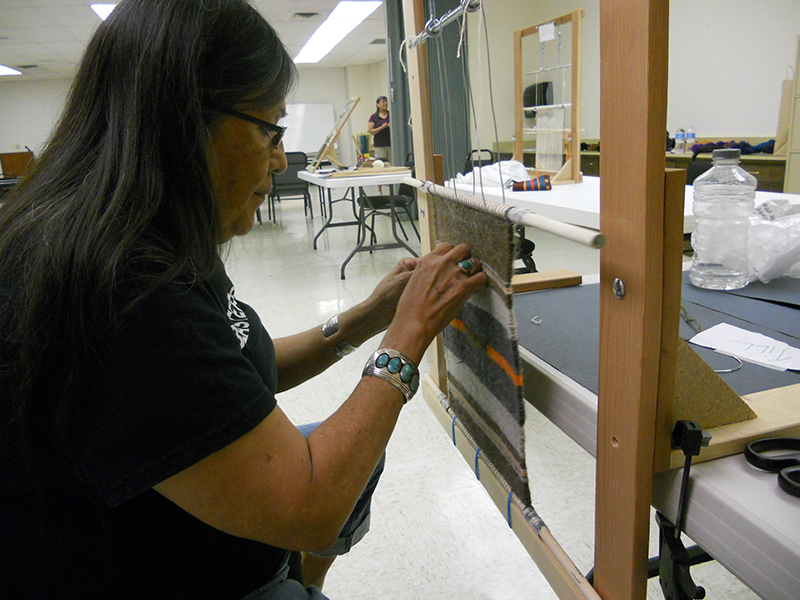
[{"x1": 449, "y1": 383, "x2": 531, "y2": 505}]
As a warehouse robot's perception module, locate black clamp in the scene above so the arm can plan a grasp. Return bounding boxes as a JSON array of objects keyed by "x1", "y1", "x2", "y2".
[{"x1": 657, "y1": 420, "x2": 712, "y2": 600}]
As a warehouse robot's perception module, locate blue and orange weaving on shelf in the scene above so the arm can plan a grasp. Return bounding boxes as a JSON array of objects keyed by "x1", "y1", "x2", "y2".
[{"x1": 432, "y1": 195, "x2": 531, "y2": 505}]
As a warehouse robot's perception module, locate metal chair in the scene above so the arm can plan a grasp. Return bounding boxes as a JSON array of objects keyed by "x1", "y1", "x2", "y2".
[
  {"x1": 339, "y1": 187, "x2": 420, "y2": 279},
  {"x1": 462, "y1": 149, "x2": 495, "y2": 175},
  {"x1": 359, "y1": 186, "x2": 419, "y2": 246},
  {"x1": 259, "y1": 151, "x2": 313, "y2": 223}
]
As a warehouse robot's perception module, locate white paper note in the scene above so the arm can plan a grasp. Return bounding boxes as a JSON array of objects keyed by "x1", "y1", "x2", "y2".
[
  {"x1": 689, "y1": 323, "x2": 800, "y2": 372},
  {"x1": 539, "y1": 22, "x2": 556, "y2": 42}
]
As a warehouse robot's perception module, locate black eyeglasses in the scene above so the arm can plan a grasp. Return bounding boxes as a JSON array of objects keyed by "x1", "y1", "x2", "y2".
[{"x1": 210, "y1": 105, "x2": 286, "y2": 147}]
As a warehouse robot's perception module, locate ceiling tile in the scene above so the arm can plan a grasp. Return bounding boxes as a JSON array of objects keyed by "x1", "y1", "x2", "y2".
[{"x1": 0, "y1": 0, "x2": 388, "y2": 82}]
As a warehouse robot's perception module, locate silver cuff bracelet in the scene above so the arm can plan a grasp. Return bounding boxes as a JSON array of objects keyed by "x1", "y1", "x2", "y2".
[
  {"x1": 362, "y1": 348, "x2": 420, "y2": 403},
  {"x1": 322, "y1": 314, "x2": 356, "y2": 357}
]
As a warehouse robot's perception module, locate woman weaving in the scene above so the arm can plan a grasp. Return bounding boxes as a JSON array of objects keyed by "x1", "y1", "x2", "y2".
[{"x1": 0, "y1": 0, "x2": 486, "y2": 598}]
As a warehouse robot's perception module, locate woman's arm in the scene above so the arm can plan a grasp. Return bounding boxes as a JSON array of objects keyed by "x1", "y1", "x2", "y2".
[
  {"x1": 367, "y1": 119, "x2": 389, "y2": 136},
  {"x1": 273, "y1": 257, "x2": 416, "y2": 392},
  {"x1": 154, "y1": 243, "x2": 486, "y2": 552}
]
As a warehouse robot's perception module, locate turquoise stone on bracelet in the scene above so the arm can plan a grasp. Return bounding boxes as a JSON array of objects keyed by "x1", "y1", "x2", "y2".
[
  {"x1": 400, "y1": 363, "x2": 415, "y2": 383},
  {"x1": 362, "y1": 348, "x2": 420, "y2": 403},
  {"x1": 387, "y1": 357, "x2": 402, "y2": 374}
]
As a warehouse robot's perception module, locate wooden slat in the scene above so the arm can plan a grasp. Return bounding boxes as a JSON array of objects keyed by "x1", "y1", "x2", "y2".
[
  {"x1": 432, "y1": 154, "x2": 444, "y2": 186},
  {"x1": 513, "y1": 29, "x2": 524, "y2": 163},
  {"x1": 570, "y1": 10, "x2": 583, "y2": 183},
  {"x1": 0, "y1": 151, "x2": 34, "y2": 178},
  {"x1": 511, "y1": 269, "x2": 582, "y2": 293},
  {"x1": 595, "y1": 0, "x2": 670, "y2": 598},
  {"x1": 668, "y1": 383, "x2": 800, "y2": 468},
  {"x1": 326, "y1": 167, "x2": 411, "y2": 178},
  {"x1": 652, "y1": 169, "x2": 689, "y2": 472}
]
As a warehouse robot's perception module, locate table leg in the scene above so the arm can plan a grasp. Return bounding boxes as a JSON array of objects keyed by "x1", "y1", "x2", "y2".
[{"x1": 313, "y1": 188, "x2": 334, "y2": 250}]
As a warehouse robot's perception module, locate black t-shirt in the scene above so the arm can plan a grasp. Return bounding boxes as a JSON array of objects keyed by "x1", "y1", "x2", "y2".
[{"x1": 2, "y1": 262, "x2": 287, "y2": 599}]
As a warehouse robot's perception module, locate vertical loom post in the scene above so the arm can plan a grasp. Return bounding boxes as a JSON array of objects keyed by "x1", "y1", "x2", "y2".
[
  {"x1": 595, "y1": 1, "x2": 670, "y2": 599},
  {"x1": 513, "y1": 29, "x2": 524, "y2": 163},
  {"x1": 403, "y1": 0, "x2": 446, "y2": 388},
  {"x1": 569, "y1": 9, "x2": 583, "y2": 183}
]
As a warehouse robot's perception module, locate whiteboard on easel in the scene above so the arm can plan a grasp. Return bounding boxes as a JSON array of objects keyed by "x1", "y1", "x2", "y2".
[
  {"x1": 308, "y1": 97, "x2": 360, "y2": 172},
  {"x1": 281, "y1": 104, "x2": 336, "y2": 155}
]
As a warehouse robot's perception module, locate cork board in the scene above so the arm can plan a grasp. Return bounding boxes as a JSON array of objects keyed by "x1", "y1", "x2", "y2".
[{"x1": 672, "y1": 338, "x2": 757, "y2": 428}]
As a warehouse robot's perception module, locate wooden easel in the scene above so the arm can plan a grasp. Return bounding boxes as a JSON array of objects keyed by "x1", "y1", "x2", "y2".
[
  {"x1": 403, "y1": 0, "x2": 682, "y2": 598},
  {"x1": 513, "y1": 10, "x2": 583, "y2": 185},
  {"x1": 307, "y1": 97, "x2": 360, "y2": 172}
]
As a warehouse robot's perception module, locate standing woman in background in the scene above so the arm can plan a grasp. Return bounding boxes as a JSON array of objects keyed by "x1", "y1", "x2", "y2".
[
  {"x1": 0, "y1": 0, "x2": 486, "y2": 599},
  {"x1": 368, "y1": 96, "x2": 391, "y2": 163}
]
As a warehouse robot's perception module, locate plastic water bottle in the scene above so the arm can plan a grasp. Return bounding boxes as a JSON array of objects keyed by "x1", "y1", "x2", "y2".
[
  {"x1": 674, "y1": 128, "x2": 685, "y2": 153},
  {"x1": 689, "y1": 148, "x2": 757, "y2": 290},
  {"x1": 685, "y1": 126, "x2": 696, "y2": 153}
]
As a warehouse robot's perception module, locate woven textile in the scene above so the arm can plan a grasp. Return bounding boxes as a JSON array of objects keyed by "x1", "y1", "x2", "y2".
[{"x1": 432, "y1": 196, "x2": 530, "y2": 505}]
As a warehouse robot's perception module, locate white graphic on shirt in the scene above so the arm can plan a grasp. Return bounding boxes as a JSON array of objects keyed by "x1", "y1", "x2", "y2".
[{"x1": 227, "y1": 286, "x2": 249, "y2": 349}]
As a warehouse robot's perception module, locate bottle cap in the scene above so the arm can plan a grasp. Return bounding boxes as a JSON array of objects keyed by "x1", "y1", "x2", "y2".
[{"x1": 711, "y1": 148, "x2": 740, "y2": 160}]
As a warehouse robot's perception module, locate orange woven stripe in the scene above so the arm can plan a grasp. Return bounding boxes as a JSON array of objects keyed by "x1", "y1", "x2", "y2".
[
  {"x1": 451, "y1": 318, "x2": 466, "y2": 332},
  {"x1": 487, "y1": 346, "x2": 523, "y2": 387}
]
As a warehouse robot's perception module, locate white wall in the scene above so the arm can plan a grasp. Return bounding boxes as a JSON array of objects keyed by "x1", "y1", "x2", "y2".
[
  {"x1": 469, "y1": 0, "x2": 800, "y2": 147},
  {"x1": 0, "y1": 79, "x2": 71, "y2": 156},
  {"x1": 0, "y1": 62, "x2": 390, "y2": 170},
  {"x1": 346, "y1": 60, "x2": 390, "y2": 148},
  {"x1": 286, "y1": 61, "x2": 389, "y2": 165}
]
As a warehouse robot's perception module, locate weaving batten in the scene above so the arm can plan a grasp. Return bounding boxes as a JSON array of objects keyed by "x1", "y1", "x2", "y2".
[
  {"x1": 434, "y1": 389, "x2": 601, "y2": 600},
  {"x1": 403, "y1": 176, "x2": 606, "y2": 249}
]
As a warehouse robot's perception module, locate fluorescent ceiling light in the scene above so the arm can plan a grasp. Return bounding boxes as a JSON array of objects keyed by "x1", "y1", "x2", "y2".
[
  {"x1": 91, "y1": 4, "x2": 116, "y2": 20},
  {"x1": 295, "y1": 1, "x2": 382, "y2": 64},
  {"x1": 0, "y1": 65, "x2": 22, "y2": 77}
]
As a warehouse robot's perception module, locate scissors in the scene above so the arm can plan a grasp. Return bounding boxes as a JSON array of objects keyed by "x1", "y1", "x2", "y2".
[{"x1": 744, "y1": 437, "x2": 800, "y2": 498}]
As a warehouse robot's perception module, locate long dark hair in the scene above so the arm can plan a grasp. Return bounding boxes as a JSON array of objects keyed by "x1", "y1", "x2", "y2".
[{"x1": 0, "y1": 0, "x2": 296, "y2": 484}]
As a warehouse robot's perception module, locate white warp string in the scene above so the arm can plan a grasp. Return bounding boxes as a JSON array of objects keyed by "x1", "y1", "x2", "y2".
[{"x1": 404, "y1": 176, "x2": 605, "y2": 249}]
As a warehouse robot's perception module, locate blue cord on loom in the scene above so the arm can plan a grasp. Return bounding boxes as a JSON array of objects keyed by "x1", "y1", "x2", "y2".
[
  {"x1": 452, "y1": 415, "x2": 482, "y2": 482},
  {"x1": 451, "y1": 410, "x2": 513, "y2": 527}
]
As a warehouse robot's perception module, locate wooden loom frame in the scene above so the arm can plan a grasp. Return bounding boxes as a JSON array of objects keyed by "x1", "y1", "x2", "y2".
[
  {"x1": 513, "y1": 10, "x2": 583, "y2": 185},
  {"x1": 403, "y1": 0, "x2": 682, "y2": 598}
]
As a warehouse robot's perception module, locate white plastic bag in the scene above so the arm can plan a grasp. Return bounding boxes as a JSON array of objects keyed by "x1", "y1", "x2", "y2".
[
  {"x1": 455, "y1": 160, "x2": 531, "y2": 188},
  {"x1": 748, "y1": 202, "x2": 800, "y2": 282}
]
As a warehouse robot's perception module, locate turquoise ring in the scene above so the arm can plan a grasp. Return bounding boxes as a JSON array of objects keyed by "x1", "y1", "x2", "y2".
[{"x1": 458, "y1": 257, "x2": 479, "y2": 275}]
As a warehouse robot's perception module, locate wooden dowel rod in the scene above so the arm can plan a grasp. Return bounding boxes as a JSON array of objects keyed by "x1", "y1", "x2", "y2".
[{"x1": 402, "y1": 176, "x2": 606, "y2": 249}]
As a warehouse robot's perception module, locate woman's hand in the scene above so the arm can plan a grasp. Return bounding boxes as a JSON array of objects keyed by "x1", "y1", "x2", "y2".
[
  {"x1": 382, "y1": 243, "x2": 487, "y2": 362},
  {"x1": 360, "y1": 257, "x2": 418, "y2": 333}
]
